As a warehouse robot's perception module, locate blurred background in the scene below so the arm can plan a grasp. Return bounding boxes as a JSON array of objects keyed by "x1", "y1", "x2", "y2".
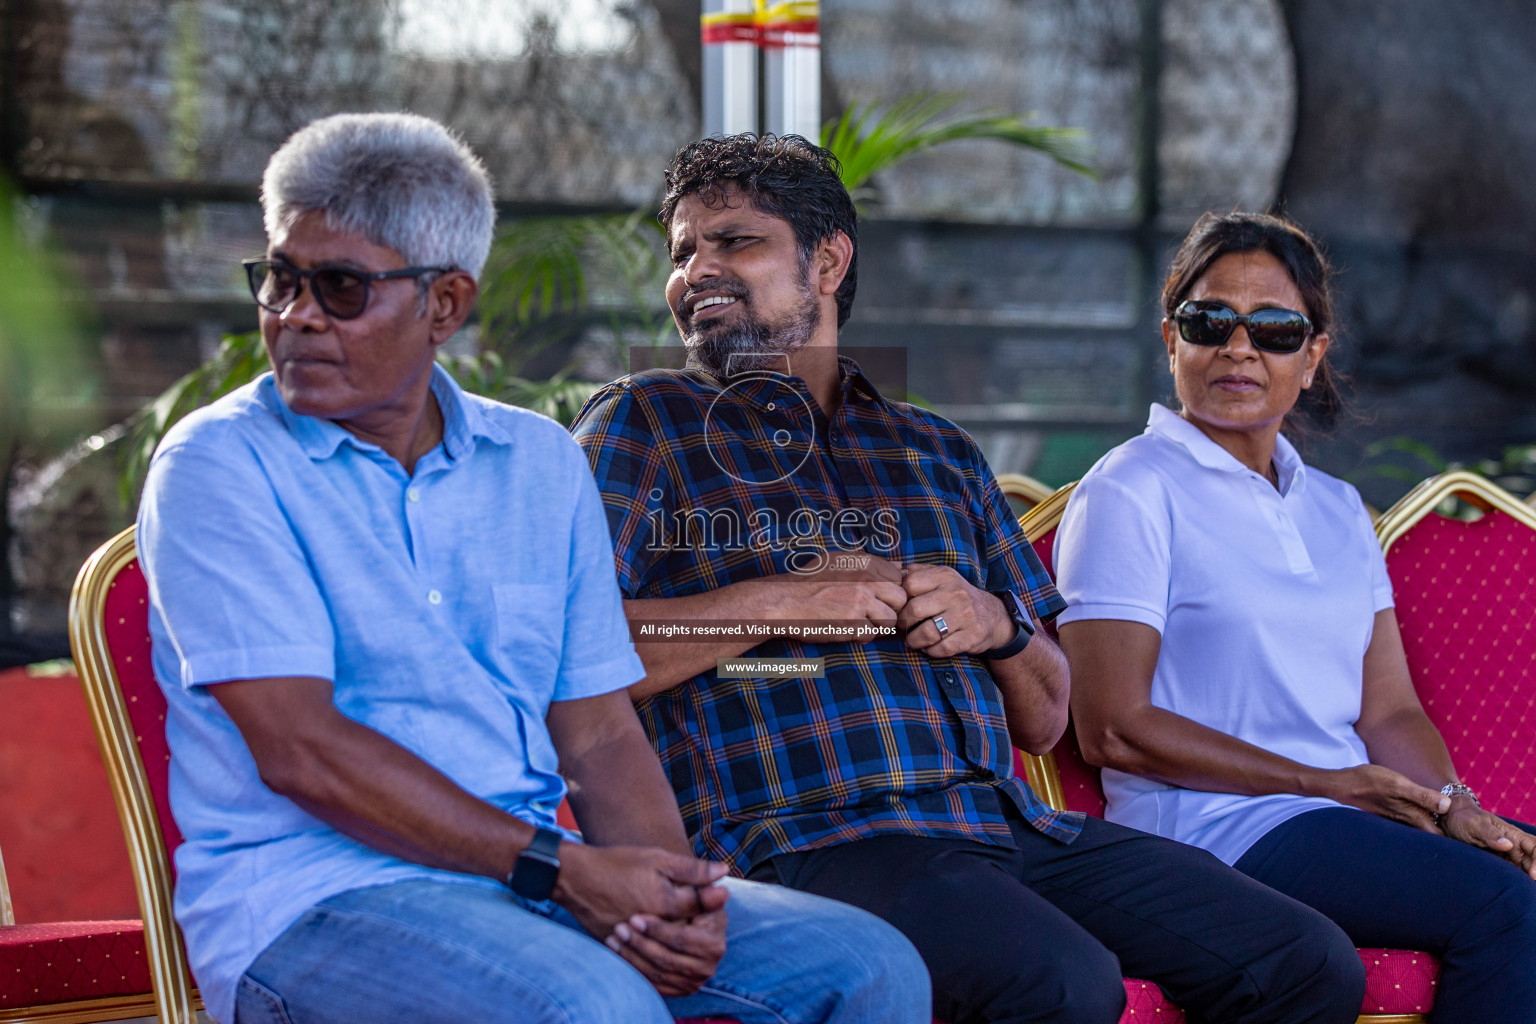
[
  {"x1": 0, "y1": 0, "x2": 1533, "y2": 930},
  {"x1": 1, "y1": 0, "x2": 1534, "y2": 656}
]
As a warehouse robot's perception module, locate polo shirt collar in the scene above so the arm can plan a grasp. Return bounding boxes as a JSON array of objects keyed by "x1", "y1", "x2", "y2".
[
  {"x1": 1146, "y1": 403, "x2": 1307, "y2": 496},
  {"x1": 268, "y1": 363, "x2": 513, "y2": 463}
]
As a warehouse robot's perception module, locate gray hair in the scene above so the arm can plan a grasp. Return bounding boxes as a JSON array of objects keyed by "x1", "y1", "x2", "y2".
[{"x1": 261, "y1": 112, "x2": 496, "y2": 279}]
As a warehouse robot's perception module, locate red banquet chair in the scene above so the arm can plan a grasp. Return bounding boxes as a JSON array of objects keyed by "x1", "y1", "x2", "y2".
[
  {"x1": 1015, "y1": 482, "x2": 1443, "y2": 1024},
  {"x1": 69, "y1": 526, "x2": 751, "y2": 1024},
  {"x1": 1374, "y1": 471, "x2": 1536, "y2": 824},
  {"x1": 0, "y1": 838, "x2": 155, "y2": 1024}
]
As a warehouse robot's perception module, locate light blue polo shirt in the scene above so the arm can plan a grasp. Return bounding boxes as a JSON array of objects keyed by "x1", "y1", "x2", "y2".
[{"x1": 137, "y1": 366, "x2": 645, "y2": 1024}]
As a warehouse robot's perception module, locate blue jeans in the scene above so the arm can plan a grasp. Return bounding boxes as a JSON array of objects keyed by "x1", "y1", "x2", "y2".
[{"x1": 232, "y1": 876, "x2": 929, "y2": 1024}]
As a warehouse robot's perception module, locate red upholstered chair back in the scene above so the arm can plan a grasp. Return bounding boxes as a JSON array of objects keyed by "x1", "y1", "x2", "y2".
[
  {"x1": 70, "y1": 527, "x2": 200, "y2": 1024},
  {"x1": 1376, "y1": 471, "x2": 1536, "y2": 823},
  {"x1": 1013, "y1": 484, "x2": 1109, "y2": 817}
]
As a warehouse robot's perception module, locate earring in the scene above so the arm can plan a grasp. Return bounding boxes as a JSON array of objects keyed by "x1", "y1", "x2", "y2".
[{"x1": 1304, "y1": 376, "x2": 1313, "y2": 387}]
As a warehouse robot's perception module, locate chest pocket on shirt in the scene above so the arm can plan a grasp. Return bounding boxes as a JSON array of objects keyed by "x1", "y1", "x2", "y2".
[{"x1": 492, "y1": 583, "x2": 565, "y2": 700}]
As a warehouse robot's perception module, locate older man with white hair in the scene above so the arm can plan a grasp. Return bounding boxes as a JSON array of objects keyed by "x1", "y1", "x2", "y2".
[{"x1": 136, "y1": 112, "x2": 928, "y2": 1024}]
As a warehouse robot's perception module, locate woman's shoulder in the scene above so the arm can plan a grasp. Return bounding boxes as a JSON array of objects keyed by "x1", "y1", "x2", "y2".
[{"x1": 1078, "y1": 430, "x2": 1187, "y2": 499}]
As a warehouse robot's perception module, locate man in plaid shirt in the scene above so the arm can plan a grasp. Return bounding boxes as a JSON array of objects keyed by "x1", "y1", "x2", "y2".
[{"x1": 572, "y1": 134, "x2": 1365, "y2": 1024}]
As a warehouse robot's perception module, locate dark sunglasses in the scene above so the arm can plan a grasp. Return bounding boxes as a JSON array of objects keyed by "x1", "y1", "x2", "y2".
[
  {"x1": 1173, "y1": 300, "x2": 1313, "y2": 354},
  {"x1": 243, "y1": 258, "x2": 455, "y2": 320}
]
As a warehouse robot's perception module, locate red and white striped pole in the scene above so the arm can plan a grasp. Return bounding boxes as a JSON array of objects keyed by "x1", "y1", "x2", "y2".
[
  {"x1": 760, "y1": 2, "x2": 821, "y2": 140},
  {"x1": 700, "y1": 1, "x2": 820, "y2": 140},
  {"x1": 701, "y1": 0, "x2": 759, "y2": 136}
]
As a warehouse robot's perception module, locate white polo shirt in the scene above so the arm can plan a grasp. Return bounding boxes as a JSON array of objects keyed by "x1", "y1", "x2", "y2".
[{"x1": 1053, "y1": 404, "x2": 1395, "y2": 864}]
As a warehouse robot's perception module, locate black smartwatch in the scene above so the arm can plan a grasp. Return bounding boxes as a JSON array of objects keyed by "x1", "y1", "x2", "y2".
[
  {"x1": 984, "y1": 590, "x2": 1036, "y2": 660},
  {"x1": 507, "y1": 827, "x2": 563, "y2": 901}
]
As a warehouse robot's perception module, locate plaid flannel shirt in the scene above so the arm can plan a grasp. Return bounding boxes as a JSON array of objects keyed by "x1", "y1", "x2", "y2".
[{"x1": 571, "y1": 356, "x2": 1082, "y2": 873}]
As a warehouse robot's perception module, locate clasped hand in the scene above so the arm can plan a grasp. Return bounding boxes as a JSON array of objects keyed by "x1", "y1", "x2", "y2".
[
  {"x1": 556, "y1": 843, "x2": 730, "y2": 996},
  {"x1": 1439, "y1": 798, "x2": 1536, "y2": 879},
  {"x1": 780, "y1": 555, "x2": 1013, "y2": 659},
  {"x1": 1325, "y1": 765, "x2": 1536, "y2": 878}
]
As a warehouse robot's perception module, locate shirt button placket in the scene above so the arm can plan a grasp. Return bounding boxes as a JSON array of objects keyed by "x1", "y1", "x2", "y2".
[
  {"x1": 939, "y1": 670, "x2": 984, "y2": 763},
  {"x1": 407, "y1": 484, "x2": 436, "y2": 602}
]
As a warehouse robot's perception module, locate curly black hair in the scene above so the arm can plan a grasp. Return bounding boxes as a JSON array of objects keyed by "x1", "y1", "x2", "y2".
[{"x1": 660, "y1": 133, "x2": 858, "y2": 328}]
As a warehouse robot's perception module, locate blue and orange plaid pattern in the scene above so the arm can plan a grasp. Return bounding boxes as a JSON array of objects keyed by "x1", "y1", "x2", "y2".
[{"x1": 572, "y1": 356, "x2": 1082, "y2": 873}]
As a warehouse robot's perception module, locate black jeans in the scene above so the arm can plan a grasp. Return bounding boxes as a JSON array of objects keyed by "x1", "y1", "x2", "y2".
[
  {"x1": 749, "y1": 806, "x2": 1363, "y2": 1024},
  {"x1": 1236, "y1": 807, "x2": 1536, "y2": 1024}
]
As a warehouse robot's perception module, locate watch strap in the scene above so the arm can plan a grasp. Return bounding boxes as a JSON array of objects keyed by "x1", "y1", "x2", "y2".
[
  {"x1": 984, "y1": 590, "x2": 1036, "y2": 660},
  {"x1": 507, "y1": 827, "x2": 563, "y2": 901}
]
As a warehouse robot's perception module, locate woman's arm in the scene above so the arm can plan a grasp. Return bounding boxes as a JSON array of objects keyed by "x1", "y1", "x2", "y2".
[
  {"x1": 1356, "y1": 610, "x2": 1536, "y2": 876},
  {"x1": 1059, "y1": 618, "x2": 1450, "y2": 831}
]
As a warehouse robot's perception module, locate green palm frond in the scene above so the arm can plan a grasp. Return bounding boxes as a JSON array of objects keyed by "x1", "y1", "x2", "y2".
[
  {"x1": 478, "y1": 209, "x2": 672, "y2": 368},
  {"x1": 480, "y1": 216, "x2": 593, "y2": 329},
  {"x1": 0, "y1": 176, "x2": 98, "y2": 452},
  {"x1": 823, "y1": 93, "x2": 1096, "y2": 200},
  {"x1": 119, "y1": 330, "x2": 270, "y2": 506},
  {"x1": 437, "y1": 351, "x2": 600, "y2": 426}
]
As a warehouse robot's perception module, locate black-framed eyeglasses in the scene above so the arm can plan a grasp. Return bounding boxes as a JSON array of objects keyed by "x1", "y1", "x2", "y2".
[
  {"x1": 1173, "y1": 300, "x2": 1313, "y2": 354},
  {"x1": 243, "y1": 258, "x2": 456, "y2": 320}
]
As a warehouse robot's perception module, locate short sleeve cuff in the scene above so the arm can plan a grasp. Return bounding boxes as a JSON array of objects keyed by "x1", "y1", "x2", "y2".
[
  {"x1": 180, "y1": 643, "x2": 335, "y2": 690},
  {"x1": 1024, "y1": 590, "x2": 1069, "y2": 623},
  {"x1": 1055, "y1": 602, "x2": 1166, "y2": 634},
  {"x1": 1372, "y1": 586, "x2": 1396, "y2": 613},
  {"x1": 553, "y1": 650, "x2": 647, "y2": 703}
]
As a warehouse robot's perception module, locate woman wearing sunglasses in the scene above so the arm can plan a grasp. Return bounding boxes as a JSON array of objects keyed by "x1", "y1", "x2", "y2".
[{"x1": 1053, "y1": 211, "x2": 1535, "y2": 1023}]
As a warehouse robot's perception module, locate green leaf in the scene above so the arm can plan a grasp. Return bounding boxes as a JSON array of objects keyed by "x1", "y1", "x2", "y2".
[
  {"x1": 440, "y1": 351, "x2": 602, "y2": 427},
  {"x1": 822, "y1": 93, "x2": 1096, "y2": 202},
  {"x1": 0, "y1": 176, "x2": 100, "y2": 454},
  {"x1": 118, "y1": 331, "x2": 269, "y2": 507},
  {"x1": 1359, "y1": 436, "x2": 1449, "y2": 471},
  {"x1": 479, "y1": 209, "x2": 672, "y2": 374}
]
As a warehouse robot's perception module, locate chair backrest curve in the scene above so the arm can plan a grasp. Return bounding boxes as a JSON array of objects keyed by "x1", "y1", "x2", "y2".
[{"x1": 69, "y1": 525, "x2": 200, "y2": 1024}]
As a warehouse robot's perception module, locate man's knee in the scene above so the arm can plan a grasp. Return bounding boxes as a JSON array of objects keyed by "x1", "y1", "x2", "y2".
[
  {"x1": 960, "y1": 931, "x2": 1123, "y2": 1024},
  {"x1": 1259, "y1": 903, "x2": 1365, "y2": 1023},
  {"x1": 530, "y1": 962, "x2": 672, "y2": 1024},
  {"x1": 864, "y1": 865, "x2": 1124, "y2": 1024},
  {"x1": 1028, "y1": 939, "x2": 1125, "y2": 1024}
]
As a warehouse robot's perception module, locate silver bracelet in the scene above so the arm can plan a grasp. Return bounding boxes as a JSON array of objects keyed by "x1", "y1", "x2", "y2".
[{"x1": 1440, "y1": 781, "x2": 1479, "y2": 807}]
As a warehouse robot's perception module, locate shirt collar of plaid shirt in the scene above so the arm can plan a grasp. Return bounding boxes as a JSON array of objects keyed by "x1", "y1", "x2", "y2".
[{"x1": 682, "y1": 352, "x2": 885, "y2": 409}]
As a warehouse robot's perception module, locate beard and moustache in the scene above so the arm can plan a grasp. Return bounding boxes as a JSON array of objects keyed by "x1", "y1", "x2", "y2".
[{"x1": 679, "y1": 274, "x2": 822, "y2": 378}]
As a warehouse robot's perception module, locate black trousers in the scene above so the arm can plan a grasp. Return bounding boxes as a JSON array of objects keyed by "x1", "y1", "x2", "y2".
[
  {"x1": 1237, "y1": 807, "x2": 1536, "y2": 1024},
  {"x1": 748, "y1": 807, "x2": 1363, "y2": 1024}
]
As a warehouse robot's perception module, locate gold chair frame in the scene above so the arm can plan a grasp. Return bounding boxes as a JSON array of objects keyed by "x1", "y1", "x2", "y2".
[
  {"x1": 1016, "y1": 480, "x2": 1429, "y2": 1024},
  {"x1": 995, "y1": 473, "x2": 1055, "y2": 510},
  {"x1": 67, "y1": 527, "x2": 201, "y2": 1024},
  {"x1": 1, "y1": 842, "x2": 12, "y2": 928},
  {"x1": 1375, "y1": 469, "x2": 1536, "y2": 552}
]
